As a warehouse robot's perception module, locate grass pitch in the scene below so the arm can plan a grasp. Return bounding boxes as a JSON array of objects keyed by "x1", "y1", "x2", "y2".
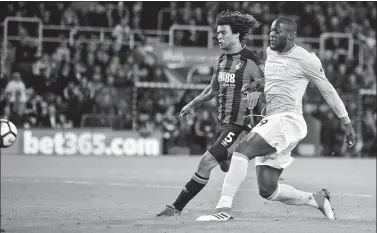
[{"x1": 1, "y1": 155, "x2": 376, "y2": 233}]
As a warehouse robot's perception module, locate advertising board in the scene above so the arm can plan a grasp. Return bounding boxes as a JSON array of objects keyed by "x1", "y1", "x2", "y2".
[{"x1": 1, "y1": 129, "x2": 162, "y2": 156}]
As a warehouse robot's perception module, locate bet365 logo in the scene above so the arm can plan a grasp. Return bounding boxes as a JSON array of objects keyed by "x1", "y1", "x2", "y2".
[{"x1": 218, "y1": 71, "x2": 235, "y2": 83}]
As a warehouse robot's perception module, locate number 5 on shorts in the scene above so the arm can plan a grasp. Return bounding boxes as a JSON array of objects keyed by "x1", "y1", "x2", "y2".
[{"x1": 221, "y1": 132, "x2": 235, "y2": 147}]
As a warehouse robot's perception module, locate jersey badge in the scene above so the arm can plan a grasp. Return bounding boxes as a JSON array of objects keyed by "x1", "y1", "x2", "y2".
[{"x1": 235, "y1": 61, "x2": 244, "y2": 70}]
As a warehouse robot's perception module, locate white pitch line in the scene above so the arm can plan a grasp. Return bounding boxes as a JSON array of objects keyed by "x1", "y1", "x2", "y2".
[{"x1": 1, "y1": 178, "x2": 375, "y2": 198}]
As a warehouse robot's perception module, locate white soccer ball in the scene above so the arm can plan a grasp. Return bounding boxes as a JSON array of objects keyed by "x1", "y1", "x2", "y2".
[{"x1": 0, "y1": 119, "x2": 18, "y2": 148}]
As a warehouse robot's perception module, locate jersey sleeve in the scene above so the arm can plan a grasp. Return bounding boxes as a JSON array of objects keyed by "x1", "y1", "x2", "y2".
[
  {"x1": 245, "y1": 59, "x2": 264, "y2": 82},
  {"x1": 304, "y1": 54, "x2": 349, "y2": 119}
]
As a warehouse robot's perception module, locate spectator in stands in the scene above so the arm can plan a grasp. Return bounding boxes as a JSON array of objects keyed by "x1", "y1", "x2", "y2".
[
  {"x1": 127, "y1": 63, "x2": 141, "y2": 83},
  {"x1": 23, "y1": 88, "x2": 41, "y2": 127},
  {"x1": 9, "y1": 99, "x2": 29, "y2": 128},
  {"x1": 58, "y1": 113, "x2": 73, "y2": 128},
  {"x1": 48, "y1": 104, "x2": 60, "y2": 128},
  {"x1": 111, "y1": 2, "x2": 129, "y2": 27},
  {"x1": 193, "y1": 7, "x2": 206, "y2": 26},
  {"x1": 14, "y1": 2, "x2": 27, "y2": 17},
  {"x1": 53, "y1": 40, "x2": 71, "y2": 63},
  {"x1": 132, "y1": 15, "x2": 142, "y2": 30},
  {"x1": 62, "y1": 82, "x2": 83, "y2": 127},
  {"x1": 131, "y1": 2, "x2": 143, "y2": 29},
  {"x1": 112, "y1": 18, "x2": 131, "y2": 45},
  {"x1": 61, "y1": 5, "x2": 79, "y2": 26},
  {"x1": 37, "y1": 101, "x2": 51, "y2": 127},
  {"x1": 108, "y1": 55, "x2": 120, "y2": 76},
  {"x1": 31, "y1": 54, "x2": 55, "y2": 94},
  {"x1": 138, "y1": 112, "x2": 155, "y2": 137},
  {"x1": 4, "y1": 72, "x2": 27, "y2": 105},
  {"x1": 96, "y1": 47, "x2": 110, "y2": 71},
  {"x1": 13, "y1": 26, "x2": 38, "y2": 73},
  {"x1": 37, "y1": 3, "x2": 51, "y2": 24},
  {"x1": 93, "y1": 75, "x2": 119, "y2": 114},
  {"x1": 53, "y1": 62, "x2": 75, "y2": 95},
  {"x1": 116, "y1": 99, "x2": 132, "y2": 129}
]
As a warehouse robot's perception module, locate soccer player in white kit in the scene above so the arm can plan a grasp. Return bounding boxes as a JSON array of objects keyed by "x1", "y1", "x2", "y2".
[{"x1": 196, "y1": 16, "x2": 356, "y2": 221}]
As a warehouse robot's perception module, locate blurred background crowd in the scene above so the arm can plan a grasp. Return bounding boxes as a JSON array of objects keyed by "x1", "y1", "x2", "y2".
[{"x1": 0, "y1": 2, "x2": 375, "y2": 157}]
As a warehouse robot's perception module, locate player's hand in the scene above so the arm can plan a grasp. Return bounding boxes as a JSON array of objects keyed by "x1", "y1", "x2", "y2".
[
  {"x1": 241, "y1": 82, "x2": 258, "y2": 94},
  {"x1": 344, "y1": 122, "x2": 356, "y2": 148},
  {"x1": 243, "y1": 92, "x2": 261, "y2": 110},
  {"x1": 179, "y1": 104, "x2": 194, "y2": 119}
]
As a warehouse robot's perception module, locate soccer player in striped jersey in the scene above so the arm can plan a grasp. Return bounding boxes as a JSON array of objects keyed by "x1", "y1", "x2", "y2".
[
  {"x1": 157, "y1": 11, "x2": 265, "y2": 217},
  {"x1": 197, "y1": 16, "x2": 356, "y2": 222}
]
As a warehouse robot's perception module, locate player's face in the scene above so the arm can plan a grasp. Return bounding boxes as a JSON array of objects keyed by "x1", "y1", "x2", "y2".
[
  {"x1": 269, "y1": 21, "x2": 289, "y2": 52},
  {"x1": 217, "y1": 25, "x2": 239, "y2": 50}
]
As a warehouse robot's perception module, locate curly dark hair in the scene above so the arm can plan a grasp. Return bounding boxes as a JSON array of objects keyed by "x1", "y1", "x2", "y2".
[{"x1": 216, "y1": 10, "x2": 262, "y2": 41}]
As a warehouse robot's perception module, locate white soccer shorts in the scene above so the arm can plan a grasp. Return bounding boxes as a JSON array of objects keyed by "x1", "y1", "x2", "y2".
[{"x1": 251, "y1": 112, "x2": 308, "y2": 169}]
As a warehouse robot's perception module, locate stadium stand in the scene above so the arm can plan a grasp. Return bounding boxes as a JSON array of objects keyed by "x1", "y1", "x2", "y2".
[{"x1": 0, "y1": 2, "x2": 375, "y2": 157}]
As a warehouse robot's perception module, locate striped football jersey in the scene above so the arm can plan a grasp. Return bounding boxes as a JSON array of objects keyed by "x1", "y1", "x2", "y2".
[{"x1": 212, "y1": 47, "x2": 265, "y2": 126}]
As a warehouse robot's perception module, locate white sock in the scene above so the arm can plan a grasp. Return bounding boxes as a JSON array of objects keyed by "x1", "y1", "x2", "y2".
[
  {"x1": 268, "y1": 184, "x2": 319, "y2": 208},
  {"x1": 216, "y1": 152, "x2": 249, "y2": 209}
]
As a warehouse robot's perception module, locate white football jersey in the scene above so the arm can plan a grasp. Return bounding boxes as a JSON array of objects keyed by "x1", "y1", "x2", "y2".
[{"x1": 264, "y1": 45, "x2": 348, "y2": 118}]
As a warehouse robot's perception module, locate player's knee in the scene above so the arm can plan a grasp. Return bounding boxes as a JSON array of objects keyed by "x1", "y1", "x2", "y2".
[
  {"x1": 197, "y1": 153, "x2": 218, "y2": 175},
  {"x1": 258, "y1": 184, "x2": 277, "y2": 199}
]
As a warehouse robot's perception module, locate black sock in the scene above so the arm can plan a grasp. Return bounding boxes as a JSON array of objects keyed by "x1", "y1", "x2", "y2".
[{"x1": 172, "y1": 172, "x2": 209, "y2": 211}]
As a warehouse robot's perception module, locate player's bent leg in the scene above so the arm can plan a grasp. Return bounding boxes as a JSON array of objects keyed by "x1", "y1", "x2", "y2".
[
  {"x1": 158, "y1": 124, "x2": 245, "y2": 217},
  {"x1": 217, "y1": 129, "x2": 249, "y2": 172},
  {"x1": 196, "y1": 133, "x2": 277, "y2": 222},
  {"x1": 256, "y1": 165, "x2": 283, "y2": 199},
  {"x1": 196, "y1": 152, "x2": 249, "y2": 222},
  {"x1": 196, "y1": 151, "x2": 221, "y2": 178},
  {"x1": 157, "y1": 151, "x2": 219, "y2": 217},
  {"x1": 235, "y1": 132, "x2": 277, "y2": 160},
  {"x1": 256, "y1": 165, "x2": 336, "y2": 220},
  {"x1": 219, "y1": 131, "x2": 277, "y2": 203}
]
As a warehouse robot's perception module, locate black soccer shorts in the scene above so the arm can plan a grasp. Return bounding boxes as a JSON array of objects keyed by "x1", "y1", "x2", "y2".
[{"x1": 208, "y1": 122, "x2": 250, "y2": 163}]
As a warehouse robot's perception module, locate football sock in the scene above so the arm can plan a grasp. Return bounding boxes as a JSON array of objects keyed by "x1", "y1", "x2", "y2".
[
  {"x1": 268, "y1": 184, "x2": 319, "y2": 208},
  {"x1": 173, "y1": 172, "x2": 209, "y2": 211},
  {"x1": 216, "y1": 152, "x2": 249, "y2": 209}
]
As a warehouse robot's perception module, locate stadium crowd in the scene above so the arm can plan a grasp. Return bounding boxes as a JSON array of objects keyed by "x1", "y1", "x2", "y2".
[{"x1": 0, "y1": 2, "x2": 375, "y2": 157}]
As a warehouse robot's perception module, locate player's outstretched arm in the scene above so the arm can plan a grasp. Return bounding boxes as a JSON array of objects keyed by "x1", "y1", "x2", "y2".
[
  {"x1": 180, "y1": 75, "x2": 219, "y2": 118},
  {"x1": 305, "y1": 55, "x2": 355, "y2": 147}
]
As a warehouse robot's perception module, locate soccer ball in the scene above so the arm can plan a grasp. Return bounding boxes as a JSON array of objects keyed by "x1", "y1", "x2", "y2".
[{"x1": 0, "y1": 119, "x2": 18, "y2": 148}]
